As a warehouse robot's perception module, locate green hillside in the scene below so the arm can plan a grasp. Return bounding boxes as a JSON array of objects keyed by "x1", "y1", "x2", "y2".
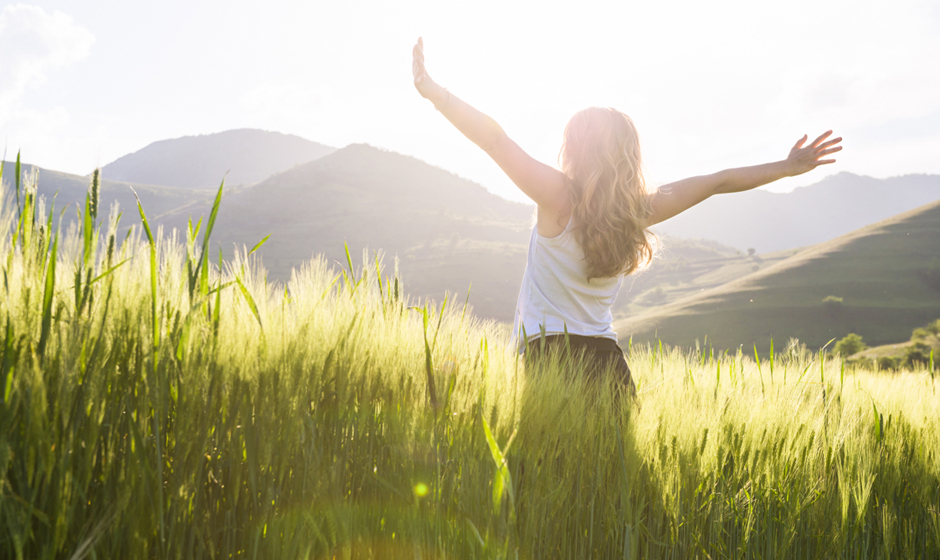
[
  {"x1": 101, "y1": 128, "x2": 335, "y2": 189},
  {"x1": 615, "y1": 244, "x2": 803, "y2": 320},
  {"x1": 193, "y1": 143, "x2": 534, "y2": 321},
  {"x1": 615, "y1": 198, "x2": 940, "y2": 352},
  {"x1": 1, "y1": 161, "x2": 212, "y2": 231}
]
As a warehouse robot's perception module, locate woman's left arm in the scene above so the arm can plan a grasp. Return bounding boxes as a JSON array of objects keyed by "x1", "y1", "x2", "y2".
[{"x1": 648, "y1": 131, "x2": 843, "y2": 225}]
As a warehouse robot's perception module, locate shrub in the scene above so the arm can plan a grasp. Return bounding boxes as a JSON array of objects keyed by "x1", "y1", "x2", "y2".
[
  {"x1": 834, "y1": 333, "x2": 867, "y2": 357},
  {"x1": 822, "y1": 295, "x2": 844, "y2": 313},
  {"x1": 849, "y1": 356, "x2": 875, "y2": 370},
  {"x1": 903, "y1": 341, "x2": 933, "y2": 369},
  {"x1": 877, "y1": 356, "x2": 899, "y2": 371}
]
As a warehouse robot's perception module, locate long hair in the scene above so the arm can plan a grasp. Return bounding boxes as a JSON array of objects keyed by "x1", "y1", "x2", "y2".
[{"x1": 560, "y1": 107, "x2": 656, "y2": 280}]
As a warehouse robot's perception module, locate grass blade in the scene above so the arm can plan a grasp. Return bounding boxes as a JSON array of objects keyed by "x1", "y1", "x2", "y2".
[
  {"x1": 36, "y1": 223, "x2": 58, "y2": 361},
  {"x1": 132, "y1": 188, "x2": 159, "y2": 359},
  {"x1": 247, "y1": 234, "x2": 270, "y2": 257},
  {"x1": 212, "y1": 249, "x2": 223, "y2": 339},
  {"x1": 345, "y1": 241, "x2": 354, "y2": 278},
  {"x1": 192, "y1": 179, "x2": 224, "y2": 297},
  {"x1": 431, "y1": 294, "x2": 447, "y2": 351},
  {"x1": 14, "y1": 151, "x2": 21, "y2": 222},
  {"x1": 412, "y1": 304, "x2": 438, "y2": 409},
  {"x1": 236, "y1": 276, "x2": 262, "y2": 331},
  {"x1": 769, "y1": 338, "x2": 775, "y2": 383},
  {"x1": 480, "y1": 415, "x2": 506, "y2": 515},
  {"x1": 482, "y1": 415, "x2": 514, "y2": 514},
  {"x1": 754, "y1": 343, "x2": 764, "y2": 394},
  {"x1": 460, "y1": 283, "x2": 472, "y2": 323}
]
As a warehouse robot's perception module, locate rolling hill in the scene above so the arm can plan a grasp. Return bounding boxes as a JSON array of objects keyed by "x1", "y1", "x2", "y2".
[
  {"x1": 652, "y1": 172, "x2": 940, "y2": 253},
  {"x1": 615, "y1": 198, "x2": 940, "y2": 353},
  {"x1": 614, "y1": 238, "x2": 796, "y2": 319},
  {"x1": 101, "y1": 129, "x2": 335, "y2": 189},
  {"x1": 189, "y1": 144, "x2": 535, "y2": 321}
]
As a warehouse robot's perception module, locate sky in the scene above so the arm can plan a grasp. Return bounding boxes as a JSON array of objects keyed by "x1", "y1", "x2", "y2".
[{"x1": 1, "y1": 0, "x2": 939, "y2": 203}]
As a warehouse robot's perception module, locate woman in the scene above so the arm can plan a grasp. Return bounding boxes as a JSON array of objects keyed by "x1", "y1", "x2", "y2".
[{"x1": 411, "y1": 38, "x2": 842, "y2": 390}]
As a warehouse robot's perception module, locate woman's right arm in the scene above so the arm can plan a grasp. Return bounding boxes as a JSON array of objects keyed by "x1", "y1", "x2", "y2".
[{"x1": 412, "y1": 38, "x2": 567, "y2": 212}]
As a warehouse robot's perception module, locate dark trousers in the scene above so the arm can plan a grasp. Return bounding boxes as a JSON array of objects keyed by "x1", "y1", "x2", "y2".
[{"x1": 523, "y1": 334, "x2": 636, "y2": 395}]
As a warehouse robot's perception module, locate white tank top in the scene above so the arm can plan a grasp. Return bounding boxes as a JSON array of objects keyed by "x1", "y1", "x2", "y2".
[{"x1": 512, "y1": 216, "x2": 623, "y2": 351}]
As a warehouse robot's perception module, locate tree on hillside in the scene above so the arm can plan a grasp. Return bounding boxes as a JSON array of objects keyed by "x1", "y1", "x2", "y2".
[
  {"x1": 834, "y1": 333, "x2": 867, "y2": 357},
  {"x1": 910, "y1": 319, "x2": 939, "y2": 346},
  {"x1": 911, "y1": 327, "x2": 931, "y2": 342}
]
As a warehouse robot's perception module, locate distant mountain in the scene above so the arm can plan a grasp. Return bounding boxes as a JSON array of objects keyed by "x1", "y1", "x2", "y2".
[
  {"x1": 193, "y1": 144, "x2": 534, "y2": 321},
  {"x1": 653, "y1": 172, "x2": 940, "y2": 253},
  {"x1": 616, "y1": 198, "x2": 940, "y2": 352},
  {"x1": 101, "y1": 129, "x2": 335, "y2": 189}
]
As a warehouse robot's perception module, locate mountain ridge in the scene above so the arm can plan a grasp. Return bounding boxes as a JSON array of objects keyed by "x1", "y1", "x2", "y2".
[
  {"x1": 101, "y1": 128, "x2": 335, "y2": 189},
  {"x1": 652, "y1": 171, "x2": 940, "y2": 252}
]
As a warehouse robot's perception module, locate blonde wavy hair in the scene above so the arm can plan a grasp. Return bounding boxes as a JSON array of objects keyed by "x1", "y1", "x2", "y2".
[{"x1": 560, "y1": 107, "x2": 656, "y2": 280}]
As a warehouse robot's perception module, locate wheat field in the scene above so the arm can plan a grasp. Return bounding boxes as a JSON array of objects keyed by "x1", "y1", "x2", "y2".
[{"x1": 1, "y1": 165, "x2": 938, "y2": 559}]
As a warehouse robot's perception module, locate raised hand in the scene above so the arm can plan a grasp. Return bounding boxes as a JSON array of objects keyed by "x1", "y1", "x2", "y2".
[
  {"x1": 412, "y1": 37, "x2": 440, "y2": 100},
  {"x1": 785, "y1": 131, "x2": 843, "y2": 176}
]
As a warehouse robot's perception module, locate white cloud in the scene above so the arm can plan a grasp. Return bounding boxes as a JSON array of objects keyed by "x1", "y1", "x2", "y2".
[{"x1": 0, "y1": 4, "x2": 95, "y2": 123}]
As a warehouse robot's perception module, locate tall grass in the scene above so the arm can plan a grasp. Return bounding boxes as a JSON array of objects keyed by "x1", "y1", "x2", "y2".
[{"x1": 1, "y1": 165, "x2": 938, "y2": 559}]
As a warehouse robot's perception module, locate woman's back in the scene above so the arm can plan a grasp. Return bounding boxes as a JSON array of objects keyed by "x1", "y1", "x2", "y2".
[{"x1": 514, "y1": 216, "x2": 623, "y2": 348}]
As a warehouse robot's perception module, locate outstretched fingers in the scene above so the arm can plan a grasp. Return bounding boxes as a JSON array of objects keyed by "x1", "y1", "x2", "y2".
[
  {"x1": 792, "y1": 134, "x2": 808, "y2": 151},
  {"x1": 809, "y1": 130, "x2": 833, "y2": 148},
  {"x1": 816, "y1": 137, "x2": 842, "y2": 152},
  {"x1": 812, "y1": 135, "x2": 843, "y2": 166},
  {"x1": 812, "y1": 142, "x2": 842, "y2": 167}
]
